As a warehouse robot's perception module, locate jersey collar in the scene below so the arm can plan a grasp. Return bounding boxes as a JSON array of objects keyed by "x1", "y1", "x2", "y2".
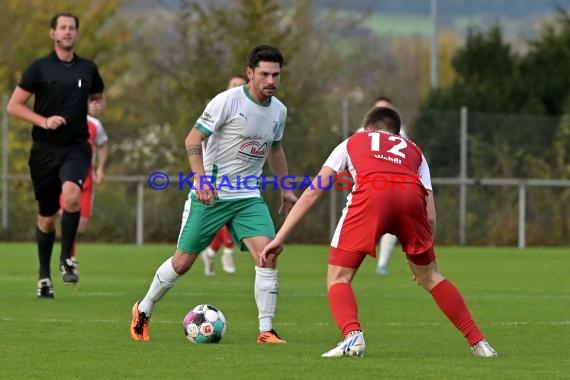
[
  {"x1": 50, "y1": 50, "x2": 78, "y2": 64},
  {"x1": 243, "y1": 85, "x2": 272, "y2": 107}
]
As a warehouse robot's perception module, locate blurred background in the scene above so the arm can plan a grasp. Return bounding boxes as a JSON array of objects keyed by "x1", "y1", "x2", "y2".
[{"x1": 1, "y1": 0, "x2": 569, "y2": 246}]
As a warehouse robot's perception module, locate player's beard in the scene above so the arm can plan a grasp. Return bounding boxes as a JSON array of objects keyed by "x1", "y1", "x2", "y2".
[{"x1": 262, "y1": 86, "x2": 276, "y2": 98}]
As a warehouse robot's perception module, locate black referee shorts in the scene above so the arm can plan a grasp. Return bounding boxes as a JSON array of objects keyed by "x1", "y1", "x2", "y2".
[{"x1": 28, "y1": 141, "x2": 92, "y2": 216}]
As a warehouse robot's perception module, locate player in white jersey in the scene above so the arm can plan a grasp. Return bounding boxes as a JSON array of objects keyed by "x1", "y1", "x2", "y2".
[
  {"x1": 201, "y1": 74, "x2": 248, "y2": 276},
  {"x1": 130, "y1": 45, "x2": 297, "y2": 344},
  {"x1": 194, "y1": 82, "x2": 287, "y2": 199}
]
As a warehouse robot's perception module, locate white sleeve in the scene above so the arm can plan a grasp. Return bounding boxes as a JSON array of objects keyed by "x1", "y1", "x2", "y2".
[
  {"x1": 91, "y1": 117, "x2": 108, "y2": 146},
  {"x1": 418, "y1": 154, "x2": 432, "y2": 191},
  {"x1": 273, "y1": 106, "x2": 287, "y2": 143},
  {"x1": 195, "y1": 93, "x2": 229, "y2": 136},
  {"x1": 323, "y1": 140, "x2": 349, "y2": 172}
]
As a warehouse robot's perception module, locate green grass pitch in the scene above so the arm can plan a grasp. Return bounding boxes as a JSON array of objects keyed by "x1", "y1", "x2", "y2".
[{"x1": 0, "y1": 243, "x2": 568, "y2": 379}]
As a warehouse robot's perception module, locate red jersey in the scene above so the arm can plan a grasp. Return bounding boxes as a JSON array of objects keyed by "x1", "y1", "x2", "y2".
[
  {"x1": 324, "y1": 130, "x2": 434, "y2": 261},
  {"x1": 324, "y1": 130, "x2": 432, "y2": 191},
  {"x1": 87, "y1": 115, "x2": 108, "y2": 164}
]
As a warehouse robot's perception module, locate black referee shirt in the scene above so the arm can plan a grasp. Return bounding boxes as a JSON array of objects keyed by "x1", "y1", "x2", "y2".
[{"x1": 18, "y1": 51, "x2": 105, "y2": 145}]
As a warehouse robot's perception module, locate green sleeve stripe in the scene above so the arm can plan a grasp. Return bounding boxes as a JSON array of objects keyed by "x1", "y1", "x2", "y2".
[
  {"x1": 194, "y1": 123, "x2": 212, "y2": 137},
  {"x1": 272, "y1": 139, "x2": 282, "y2": 147},
  {"x1": 211, "y1": 164, "x2": 218, "y2": 186}
]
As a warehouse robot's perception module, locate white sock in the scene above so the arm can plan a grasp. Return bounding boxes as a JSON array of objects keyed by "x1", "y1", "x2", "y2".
[
  {"x1": 204, "y1": 247, "x2": 216, "y2": 257},
  {"x1": 223, "y1": 247, "x2": 234, "y2": 256},
  {"x1": 139, "y1": 257, "x2": 180, "y2": 315},
  {"x1": 254, "y1": 266, "x2": 278, "y2": 332},
  {"x1": 378, "y1": 233, "x2": 398, "y2": 268}
]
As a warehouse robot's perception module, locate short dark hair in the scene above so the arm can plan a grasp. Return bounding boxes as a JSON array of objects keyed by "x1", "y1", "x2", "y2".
[
  {"x1": 361, "y1": 107, "x2": 401, "y2": 134},
  {"x1": 372, "y1": 95, "x2": 393, "y2": 106},
  {"x1": 50, "y1": 12, "x2": 79, "y2": 30},
  {"x1": 248, "y1": 45, "x2": 283, "y2": 69}
]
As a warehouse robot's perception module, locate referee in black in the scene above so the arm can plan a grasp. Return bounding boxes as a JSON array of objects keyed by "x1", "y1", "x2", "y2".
[{"x1": 7, "y1": 12, "x2": 105, "y2": 298}]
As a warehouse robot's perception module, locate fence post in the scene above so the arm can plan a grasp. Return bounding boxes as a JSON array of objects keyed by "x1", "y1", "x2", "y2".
[
  {"x1": 459, "y1": 106, "x2": 468, "y2": 244},
  {"x1": 136, "y1": 178, "x2": 144, "y2": 245},
  {"x1": 430, "y1": 0, "x2": 438, "y2": 90},
  {"x1": 518, "y1": 182, "x2": 526, "y2": 249},
  {"x1": 1, "y1": 95, "x2": 8, "y2": 229}
]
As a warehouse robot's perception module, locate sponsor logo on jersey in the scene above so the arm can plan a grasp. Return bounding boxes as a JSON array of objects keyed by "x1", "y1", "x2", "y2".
[
  {"x1": 237, "y1": 140, "x2": 268, "y2": 161},
  {"x1": 200, "y1": 111, "x2": 216, "y2": 126},
  {"x1": 237, "y1": 134, "x2": 265, "y2": 141},
  {"x1": 374, "y1": 154, "x2": 402, "y2": 164}
]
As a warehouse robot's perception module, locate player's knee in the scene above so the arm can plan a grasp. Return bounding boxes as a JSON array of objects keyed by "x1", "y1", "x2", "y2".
[
  {"x1": 172, "y1": 251, "x2": 196, "y2": 274},
  {"x1": 61, "y1": 182, "x2": 82, "y2": 210},
  {"x1": 255, "y1": 255, "x2": 277, "y2": 269},
  {"x1": 326, "y1": 268, "x2": 353, "y2": 290},
  {"x1": 416, "y1": 270, "x2": 445, "y2": 291},
  {"x1": 61, "y1": 193, "x2": 81, "y2": 212},
  {"x1": 37, "y1": 216, "x2": 56, "y2": 233}
]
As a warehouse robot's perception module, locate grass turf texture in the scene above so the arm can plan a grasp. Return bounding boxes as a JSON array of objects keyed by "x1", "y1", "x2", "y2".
[{"x1": 0, "y1": 243, "x2": 568, "y2": 379}]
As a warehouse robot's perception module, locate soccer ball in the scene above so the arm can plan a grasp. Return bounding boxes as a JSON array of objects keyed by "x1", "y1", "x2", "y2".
[{"x1": 183, "y1": 304, "x2": 226, "y2": 343}]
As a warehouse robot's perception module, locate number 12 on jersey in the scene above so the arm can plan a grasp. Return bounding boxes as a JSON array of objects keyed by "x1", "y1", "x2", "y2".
[{"x1": 367, "y1": 132, "x2": 407, "y2": 158}]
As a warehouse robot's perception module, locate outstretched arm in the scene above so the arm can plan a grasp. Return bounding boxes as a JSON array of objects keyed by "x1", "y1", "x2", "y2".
[{"x1": 261, "y1": 166, "x2": 337, "y2": 265}]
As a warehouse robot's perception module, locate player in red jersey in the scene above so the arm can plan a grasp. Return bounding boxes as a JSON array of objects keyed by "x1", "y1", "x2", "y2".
[
  {"x1": 372, "y1": 96, "x2": 405, "y2": 275},
  {"x1": 357, "y1": 95, "x2": 407, "y2": 275},
  {"x1": 261, "y1": 106, "x2": 497, "y2": 358},
  {"x1": 201, "y1": 75, "x2": 248, "y2": 276},
  {"x1": 59, "y1": 98, "x2": 109, "y2": 272}
]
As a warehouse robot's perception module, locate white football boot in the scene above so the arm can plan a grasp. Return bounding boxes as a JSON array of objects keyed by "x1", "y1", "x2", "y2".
[
  {"x1": 470, "y1": 339, "x2": 498, "y2": 358},
  {"x1": 321, "y1": 330, "x2": 365, "y2": 358}
]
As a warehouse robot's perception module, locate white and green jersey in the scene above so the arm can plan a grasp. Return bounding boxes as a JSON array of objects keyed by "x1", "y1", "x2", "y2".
[{"x1": 194, "y1": 85, "x2": 287, "y2": 200}]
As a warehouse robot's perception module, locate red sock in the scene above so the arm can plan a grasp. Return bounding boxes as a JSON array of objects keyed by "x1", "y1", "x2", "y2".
[
  {"x1": 430, "y1": 279, "x2": 484, "y2": 346},
  {"x1": 328, "y1": 283, "x2": 361, "y2": 337},
  {"x1": 221, "y1": 227, "x2": 233, "y2": 249},
  {"x1": 210, "y1": 230, "x2": 223, "y2": 251}
]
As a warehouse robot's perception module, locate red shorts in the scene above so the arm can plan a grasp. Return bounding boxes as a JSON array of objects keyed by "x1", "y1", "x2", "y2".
[
  {"x1": 60, "y1": 168, "x2": 94, "y2": 218},
  {"x1": 329, "y1": 246, "x2": 435, "y2": 268},
  {"x1": 329, "y1": 182, "x2": 434, "y2": 267}
]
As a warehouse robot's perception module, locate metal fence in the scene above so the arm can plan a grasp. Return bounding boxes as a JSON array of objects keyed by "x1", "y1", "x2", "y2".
[
  {"x1": 1, "y1": 174, "x2": 569, "y2": 247},
  {"x1": 1, "y1": 105, "x2": 569, "y2": 247}
]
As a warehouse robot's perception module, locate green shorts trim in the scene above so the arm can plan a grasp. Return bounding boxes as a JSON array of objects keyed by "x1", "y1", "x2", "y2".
[{"x1": 177, "y1": 194, "x2": 275, "y2": 254}]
